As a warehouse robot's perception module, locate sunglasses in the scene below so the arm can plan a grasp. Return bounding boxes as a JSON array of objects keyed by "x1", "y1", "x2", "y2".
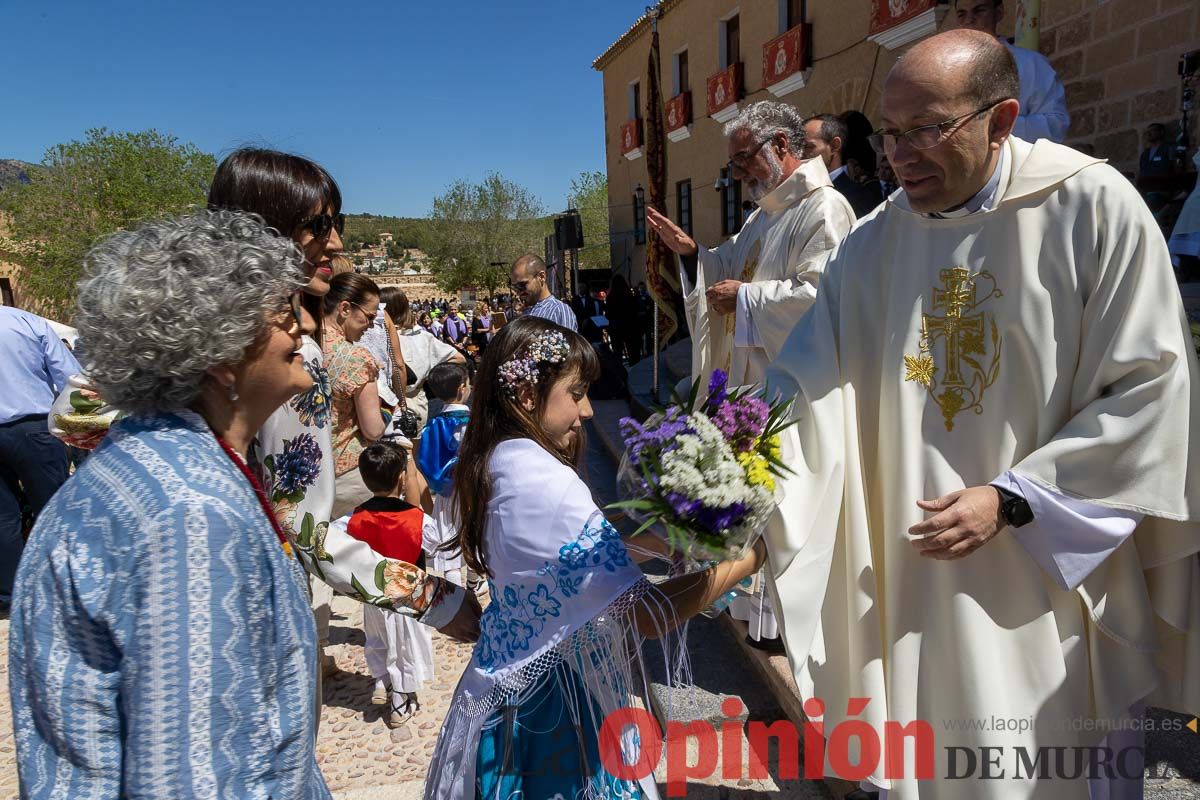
[
  {"x1": 287, "y1": 292, "x2": 305, "y2": 331},
  {"x1": 301, "y1": 212, "x2": 345, "y2": 240},
  {"x1": 509, "y1": 273, "x2": 545, "y2": 292}
]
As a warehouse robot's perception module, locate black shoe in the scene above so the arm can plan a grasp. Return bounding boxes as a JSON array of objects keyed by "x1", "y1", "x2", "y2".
[{"x1": 744, "y1": 635, "x2": 786, "y2": 654}]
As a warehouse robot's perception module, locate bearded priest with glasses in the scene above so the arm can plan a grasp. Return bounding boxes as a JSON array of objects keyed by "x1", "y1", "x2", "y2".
[
  {"x1": 762, "y1": 29, "x2": 1200, "y2": 799},
  {"x1": 647, "y1": 100, "x2": 855, "y2": 646}
]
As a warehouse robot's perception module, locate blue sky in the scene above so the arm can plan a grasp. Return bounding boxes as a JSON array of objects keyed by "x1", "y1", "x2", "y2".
[{"x1": 0, "y1": 0, "x2": 649, "y2": 217}]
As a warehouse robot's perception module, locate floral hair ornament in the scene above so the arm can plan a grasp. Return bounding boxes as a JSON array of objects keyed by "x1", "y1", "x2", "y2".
[{"x1": 498, "y1": 330, "x2": 571, "y2": 397}]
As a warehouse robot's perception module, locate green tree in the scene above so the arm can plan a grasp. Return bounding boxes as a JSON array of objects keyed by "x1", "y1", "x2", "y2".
[
  {"x1": 567, "y1": 170, "x2": 611, "y2": 272},
  {"x1": 0, "y1": 128, "x2": 216, "y2": 317},
  {"x1": 424, "y1": 172, "x2": 550, "y2": 297}
]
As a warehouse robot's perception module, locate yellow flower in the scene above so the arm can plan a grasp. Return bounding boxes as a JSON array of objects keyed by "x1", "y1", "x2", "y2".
[{"x1": 737, "y1": 451, "x2": 776, "y2": 493}]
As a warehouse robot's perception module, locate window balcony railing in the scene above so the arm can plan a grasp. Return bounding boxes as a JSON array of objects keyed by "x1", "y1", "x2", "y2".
[
  {"x1": 665, "y1": 91, "x2": 692, "y2": 142},
  {"x1": 762, "y1": 23, "x2": 812, "y2": 97},
  {"x1": 620, "y1": 118, "x2": 644, "y2": 160},
  {"x1": 867, "y1": 0, "x2": 945, "y2": 51},
  {"x1": 706, "y1": 62, "x2": 742, "y2": 124}
]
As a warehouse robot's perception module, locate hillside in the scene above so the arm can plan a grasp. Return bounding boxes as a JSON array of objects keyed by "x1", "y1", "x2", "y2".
[
  {"x1": 342, "y1": 214, "x2": 431, "y2": 251},
  {"x1": 0, "y1": 159, "x2": 36, "y2": 191}
]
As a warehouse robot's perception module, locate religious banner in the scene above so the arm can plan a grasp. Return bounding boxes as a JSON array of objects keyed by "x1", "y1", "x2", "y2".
[
  {"x1": 706, "y1": 62, "x2": 742, "y2": 117},
  {"x1": 868, "y1": 0, "x2": 937, "y2": 36},
  {"x1": 664, "y1": 91, "x2": 691, "y2": 133},
  {"x1": 645, "y1": 24, "x2": 681, "y2": 342},
  {"x1": 619, "y1": 119, "x2": 643, "y2": 156},
  {"x1": 762, "y1": 24, "x2": 807, "y2": 87}
]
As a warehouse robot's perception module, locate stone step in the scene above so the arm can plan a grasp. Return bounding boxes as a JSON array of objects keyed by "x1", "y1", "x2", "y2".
[{"x1": 626, "y1": 337, "x2": 694, "y2": 421}]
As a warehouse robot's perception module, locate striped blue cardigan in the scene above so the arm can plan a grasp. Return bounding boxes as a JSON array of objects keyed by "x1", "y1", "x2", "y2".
[{"x1": 8, "y1": 410, "x2": 330, "y2": 799}]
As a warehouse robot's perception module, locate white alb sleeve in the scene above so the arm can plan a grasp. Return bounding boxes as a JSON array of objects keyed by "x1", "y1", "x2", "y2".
[
  {"x1": 733, "y1": 283, "x2": 762, "y2": 348},
  {"x1": 992, "y1": 471, "x2": 1141, "y2": 591}
]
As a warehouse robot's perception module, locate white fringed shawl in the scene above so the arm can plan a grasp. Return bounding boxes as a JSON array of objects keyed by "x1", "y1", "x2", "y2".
[{"x1": 425, "y1": 439, "x2": 691, "y2": 800}]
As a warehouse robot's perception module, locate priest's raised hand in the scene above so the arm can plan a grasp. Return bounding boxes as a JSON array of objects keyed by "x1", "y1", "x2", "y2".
[
  {"x1": 647, "y1": 207, "x2": 741, "y2": 315},
  {"x1": 645, "y1": 205, "x2": 698, "y2": 256}
]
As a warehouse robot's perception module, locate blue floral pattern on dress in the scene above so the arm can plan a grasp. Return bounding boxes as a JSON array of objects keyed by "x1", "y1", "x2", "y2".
[
  {"x1": 291, "y1": 358, "x2": 331, "y2": 429},
  {"x1": 476, "y1": 516, "x2": 630, "y2": 672}
]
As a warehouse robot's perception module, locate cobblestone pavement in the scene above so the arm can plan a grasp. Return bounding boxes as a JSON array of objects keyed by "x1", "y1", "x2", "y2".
[{"x1": 317, "y1": 594, "x2": 472, "y2": 798}]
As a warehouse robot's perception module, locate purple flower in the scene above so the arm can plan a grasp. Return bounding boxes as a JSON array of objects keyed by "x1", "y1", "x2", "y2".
[
  {"x1": 666, "y1": 491, "x2": 750, "y2": 534},
  {"x1": 706, "y1": 369, "x2": 728, "y2": 410},
  {"x1": 666, "y1": 492, "x2": 703, "y2": 518},
  {"x1": 712, "y1": 396, "x2": 770, "y2": 452},
  {"x1": 620, "y1": 408, "x2": 691, "y2": 466},
  {"x1": 694, "y1": 501, "x2": 750, "y2": 533}
]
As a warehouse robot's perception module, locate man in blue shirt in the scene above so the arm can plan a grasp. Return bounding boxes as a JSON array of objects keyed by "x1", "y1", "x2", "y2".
[
  {"x1": 509, "y1": 254, "x2": 578, "y2": 332},
  {"x1": 0, "y1": 307, "x2": 80, "y2": 607}
]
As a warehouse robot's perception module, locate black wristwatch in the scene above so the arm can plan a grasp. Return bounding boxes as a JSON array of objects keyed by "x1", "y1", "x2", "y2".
[{"x1": 993, "y1": 485, "x2": 1034, "y2": 528}]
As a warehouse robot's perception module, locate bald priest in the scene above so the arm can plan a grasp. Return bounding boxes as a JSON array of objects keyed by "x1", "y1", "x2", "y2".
[{"x1": 763, "y1": 29, "x2": 1200, "y2": 800}]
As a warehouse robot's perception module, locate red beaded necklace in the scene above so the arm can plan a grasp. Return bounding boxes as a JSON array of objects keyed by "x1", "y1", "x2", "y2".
[{"x1": 214, "y1": 433, "x2": 293, "y2": 558}]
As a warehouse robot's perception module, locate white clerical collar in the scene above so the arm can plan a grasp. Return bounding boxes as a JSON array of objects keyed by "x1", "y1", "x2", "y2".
[
  {"x1": 927, "y1": 146, "x2": 1007, "y2": 219},
  {"x1": 828, "y1": 165, "x2": 847, "y2": 182},
  {"x1": 756, "y1": 157, "x2": 834, "y2": 215}
]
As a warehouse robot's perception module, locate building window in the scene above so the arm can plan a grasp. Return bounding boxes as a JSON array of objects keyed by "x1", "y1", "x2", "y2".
[
  {"x1": 628, "y1": 81, "x2": 641, "y2": 120},
  {"x1": 783, "y1": 0, "x2": 803, "y2": 30},
  {"x1": 676, "y1": 180, "x2": 692, "y2": 236},
  {"x1": 721, "y1": 168, "x2": 742, "y2": 236},
  {"x1": 633, "y1": 192, "x2": 646, "y2": 244},
  {"x1": 673, "y1": 49, "x2": 689, "y2": 96},
  {"x1": 720, "y1": 13, "x2": 740, "y2": 69}
]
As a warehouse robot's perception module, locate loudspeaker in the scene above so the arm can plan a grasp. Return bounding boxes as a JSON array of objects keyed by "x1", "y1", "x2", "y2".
[{"x1": 555, "y1": 211, "x2": 584, "y2": 251}]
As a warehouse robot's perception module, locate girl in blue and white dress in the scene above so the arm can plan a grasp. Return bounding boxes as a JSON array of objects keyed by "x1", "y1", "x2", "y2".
[{"x1": 425, "y1": 316, "x2": 767, "y2": 800}]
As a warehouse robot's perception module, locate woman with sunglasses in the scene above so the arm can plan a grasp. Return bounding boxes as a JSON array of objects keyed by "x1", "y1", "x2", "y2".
[{"x1": 208, "y1": 151, "x2": 479, "y2": 682}]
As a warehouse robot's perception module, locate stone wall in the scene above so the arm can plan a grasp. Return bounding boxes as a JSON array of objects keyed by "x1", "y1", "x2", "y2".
[
  {"x1": 374, "y1": 273, "x2": 443, "y2": 302},
  {"x1": 1041, "y1": 0, "x2": 1200, "y2": 175}
]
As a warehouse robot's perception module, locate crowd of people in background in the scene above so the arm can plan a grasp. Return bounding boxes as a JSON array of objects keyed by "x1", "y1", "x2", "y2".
[{"x1": 402, "y1": 277, "x2": 659, "y2": 371}]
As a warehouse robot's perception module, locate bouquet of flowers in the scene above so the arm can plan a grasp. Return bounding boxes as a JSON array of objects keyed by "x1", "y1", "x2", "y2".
[
  {"x1": 610, "y1": 369, "x2": 795, "y2": 561},
  {"x1": 49, "y1": 375, "x2": 123, "y2": 451}
]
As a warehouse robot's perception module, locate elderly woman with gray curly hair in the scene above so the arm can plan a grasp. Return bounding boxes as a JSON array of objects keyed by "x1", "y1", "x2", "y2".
[{"x1": 8, "y1": 209, "x2": 334, "y2": 799}]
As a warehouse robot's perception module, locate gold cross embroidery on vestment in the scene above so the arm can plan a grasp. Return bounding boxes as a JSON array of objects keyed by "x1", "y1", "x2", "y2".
[
  {"x1": 904, "y1": 267, "x2": 1003, "y2": 431},
  {"x1": 721, "y1": 240, "x2": 762, "y2": 372}
]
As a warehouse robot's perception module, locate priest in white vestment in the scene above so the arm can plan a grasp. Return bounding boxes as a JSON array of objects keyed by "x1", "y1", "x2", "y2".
[
  {"x1": 647, "y1": 100, "x2": 854, "y2": 643},
  {"x1": 956, "y1": 0, "x2": 1069, "y2": 142},
  {"x1": 763, "y1": 31, "x2": 1200, "y2": 800}
]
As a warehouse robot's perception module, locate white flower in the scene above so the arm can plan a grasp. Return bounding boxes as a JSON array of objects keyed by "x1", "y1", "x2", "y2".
[{"x1": 659, "y1": 414, "x2": 765, "y2": 531}]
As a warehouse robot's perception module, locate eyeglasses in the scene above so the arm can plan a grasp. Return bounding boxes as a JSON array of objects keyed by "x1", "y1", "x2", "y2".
[
  {"x1": 350, "y1": 301, "x2": 377, "y2": 327},
  {"x1": 726, "y1": 137, "x2": 773, "y2": 172},
  {"x1": 868, "y1": 103, "x2": 1003, "y2": 153},
  {"x1": 300, "y1": 212, "x2": 345, "y2": 240}
]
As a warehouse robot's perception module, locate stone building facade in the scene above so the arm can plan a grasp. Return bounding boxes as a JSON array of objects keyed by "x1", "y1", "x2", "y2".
[
  {"x1": 594, "y1": 0, "x2": 1200, "y2": 285},
  {"x1": 1040, "y1": 0, "x2": 1200, "y2": 169}
]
